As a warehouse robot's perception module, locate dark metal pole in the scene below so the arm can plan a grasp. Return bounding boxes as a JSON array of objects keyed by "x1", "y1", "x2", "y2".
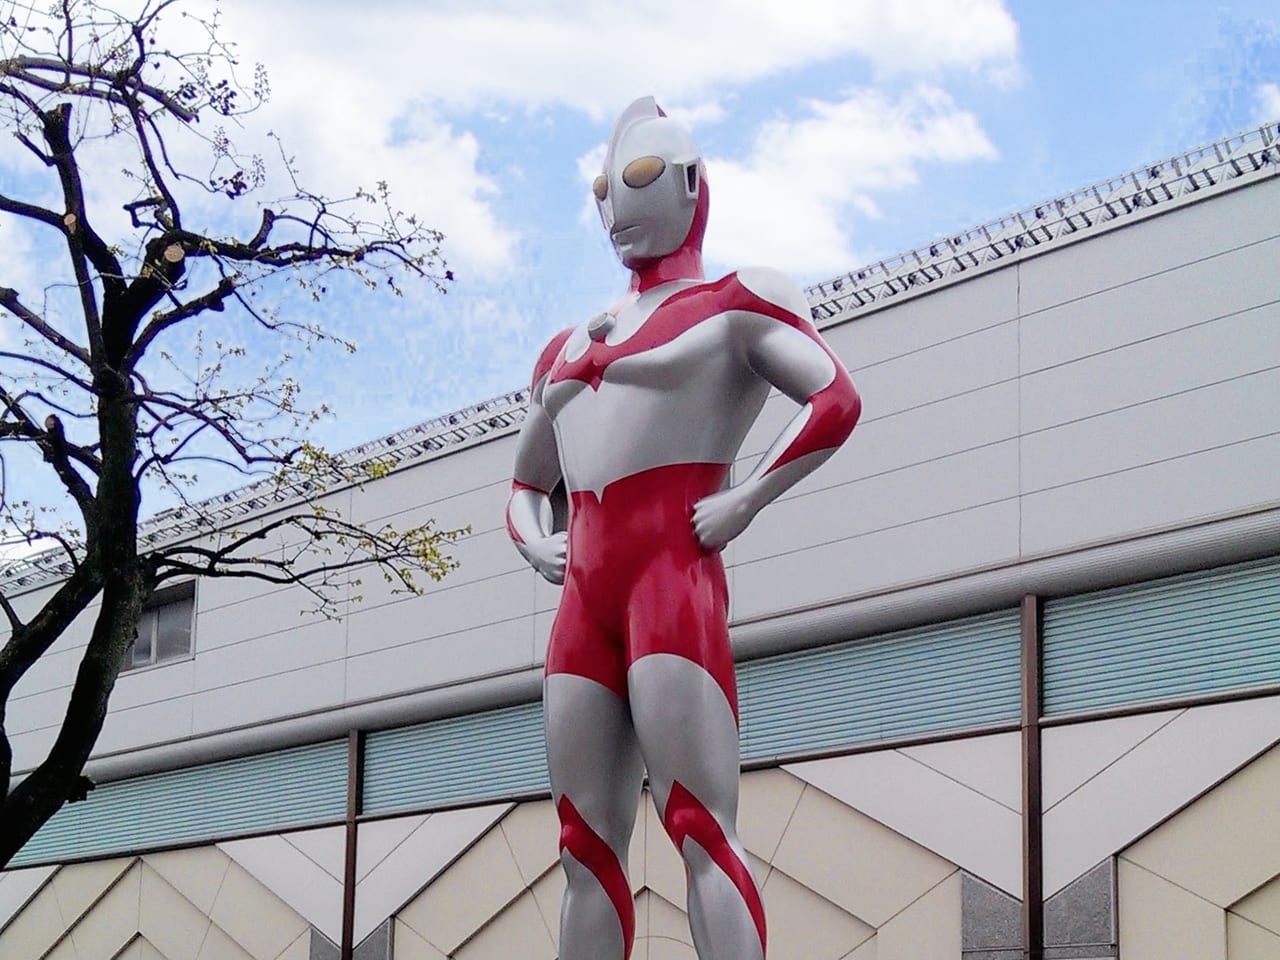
[
  {"x1": 1021, "y1": 594, "x2": 1045, "y2": 960},
  {"x1": 341, "y1": 729, "x2": 365, "y2": 960}
]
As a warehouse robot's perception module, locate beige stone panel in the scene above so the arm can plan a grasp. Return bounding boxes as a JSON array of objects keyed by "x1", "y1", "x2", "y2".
[
  {"x1": 628, "y1": 798, "x2": 646, "y2": 894},
  {"x1": 761, "y1": 864, "x2": 873, "y2": 960},
  {"x1": 44, "y1": 931, "x2": 79, "y2": 960},
  {"x1": 746, "y1": 851, "x2": 774, "y2": 900},
  {"x1": 644, "y1": 889, "x2": 692, "y2": 947},
  {"x1": 274, "y1": 929, "x2": 312, "y2": 960},
  {"x1": 841, "y1": 933, "x2": 877, "y2": 959},
  {"x1": 874, "y1": 871, "x2": 961, "y2": 960},
  {"x1": 529, "y1": 865, "x2": 566, "y2": 948},
  {"x1": 456, "y1": 891, "x2": 556, "y2": 960},
  {"x1": 1118, "y1": 858, "x2": 1225, "y2": 960},
  {"x1": 281, "y1": 825, "x2": 347, "y2": 883},
  {"x1": 356, "y1": 813, "x2": 427, "y2": 882},
  {"x1": 647, "y1": 939, "x2": 697, "y2": 960},
  {"x1": 643, "y1": 799, "x2": 687, "y2": 908},
  {"x1": 139, "y1": 864, "x2": 213, "y2": 960},
  {"x1": 398, "y1": 824, "x2": 527, "y2": 953},
  {"x1": 1124, "y1": 745, "x2": 1280, "y2": 907},
  {"x1": 50, "y1": 856, "x2": 133, "y2": 926},
  {"x1": 739, "y1": 769, "x2": 806, "y2": 863},
  {"x1": 207, "y1": 861, "x2": 308, "y2": 960},
  {"x1": 195, "y1": 920, "x2": 255, "y2": 960},
  {"x1": 1228, "y1": 913, "x2": 1280, "y2": 959},
  {"x1": 0, "y1": 864, "x2": 58, "y2": 932},
  {"x1": 142, "y1": 845, "x2": 231, "y2": 915},
  {"x1": 498, "y1": 799, "x2": 561, "y2": 885},
  {"x1": 67, "y1": 861, "x2": 142, "y2": 960},
  {"x1": 353, "y1": 803, "x2": 512, "y2": 944},
  {"x1": 0, "y1": 876, "x2": 66, "y2": 958},
  {"x1": 771, "y1": 786, "x2": 953, "y2": 926},
  {"x1": 393, "y1": 920, "x2": 450, "y2": 960},
  {"x1": 112, "y1": 937, "x2": 171, "y2": 960},
  {"x1": 1232, "y1": 875, "x2": 1280, "y2": 936}
]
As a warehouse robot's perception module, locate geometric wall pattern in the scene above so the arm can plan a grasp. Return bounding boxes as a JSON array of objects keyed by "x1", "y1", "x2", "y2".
[
  {"x1": 1118, "y1": 742, "x2": 1280, "y2": 960},
  {"x1": 393, "y1": 769, "x2": 963, "y2": 959},
  {"x1": 4, "y1": 710, "x2": 1278, "y2": 957},
  {"x1": 0, "y1": 769, "x2": 967, "y2": 958},
  {"x1": 0, "y1": 847, "x2": 313, "y2": 959},
  {"x1": 1043, "y1": 694, "x2": 1280, "y2": 897}
]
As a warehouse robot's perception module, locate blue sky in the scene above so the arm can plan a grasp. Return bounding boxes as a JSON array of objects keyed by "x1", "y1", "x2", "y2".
[{"x1": 2, "y1": 0, "x2": 1279, "y2": 527}]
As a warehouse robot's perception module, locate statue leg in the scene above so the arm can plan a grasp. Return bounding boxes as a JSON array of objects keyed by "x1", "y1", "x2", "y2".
[
  {"x1": 626, "y1": 559, "x2": 766, "y2": 960},
  {"x1": 545, "y1": 583, "x2": 644, "y2": 960}
]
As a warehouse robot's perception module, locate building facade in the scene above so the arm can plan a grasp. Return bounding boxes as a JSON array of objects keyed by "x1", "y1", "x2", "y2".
[{"x1": 1, "y1": 123, "x2": 1278, "y2": 960}]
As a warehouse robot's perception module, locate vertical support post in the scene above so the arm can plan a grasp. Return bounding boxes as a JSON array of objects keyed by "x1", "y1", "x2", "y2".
[
  {"x1": 1021, "y1": 594, "x2": 1044, "y2": 960},
  {"x1": 341, "y1": 729, "x2": 365, "y2": 960}
]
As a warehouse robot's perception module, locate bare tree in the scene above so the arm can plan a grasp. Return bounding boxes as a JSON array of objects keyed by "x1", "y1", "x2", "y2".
[{"x1": 0, "y1": 0, "x2": 461, "y2": 865}]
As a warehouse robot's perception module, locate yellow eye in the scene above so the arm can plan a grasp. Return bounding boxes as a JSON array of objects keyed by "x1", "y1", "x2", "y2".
[
  {"x1": 622, "y1": 156, "x2": 666, "y2": 189},
  {"x1": 592, "y1": 175, "x2": 608, "y2": 201}
]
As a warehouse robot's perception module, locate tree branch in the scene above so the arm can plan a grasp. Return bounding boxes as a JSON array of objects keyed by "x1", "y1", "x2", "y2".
[{"x1": 0, "y1": 287, "x2": 92, "y2": 366}]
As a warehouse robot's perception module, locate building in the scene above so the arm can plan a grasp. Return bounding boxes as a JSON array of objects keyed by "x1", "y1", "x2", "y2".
[{"x1": 1, "y1": 121, "x2": 1278, "y2": 960}]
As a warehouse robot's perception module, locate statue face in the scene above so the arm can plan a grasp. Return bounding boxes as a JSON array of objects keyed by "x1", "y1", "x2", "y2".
[{"x1": 594, "y1": 98, "x2": 702, "y2": 268}]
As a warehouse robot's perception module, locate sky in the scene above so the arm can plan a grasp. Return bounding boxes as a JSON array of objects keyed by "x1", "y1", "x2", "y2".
[{"x1": 2, "y1": 0, "x2": 1279, "y2": 534}]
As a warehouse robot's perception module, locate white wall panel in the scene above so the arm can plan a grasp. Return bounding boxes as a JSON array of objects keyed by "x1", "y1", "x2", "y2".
[
  {"x1": 348, "y1": 436, "x2": 516, "y2": 526},
  {"x1": 732, "y1": 499, "x2": 1020, "y2": 620},
  {"x1": 852, "y1": 319, "x2": 1019, "y2": 419},
  {"x1": 1021, "y1": 300, "x2": 1280, "y2": 433},
  {"x1": 5, "y1": 685, "x2": 71, "y2": 746},
  {"x1": 193, "y1": 619, "x2": 345, "y2": 692},
  {"x1": 96, "y1": 693, "x2": 196, "y2": 756},
  {"x1": 8, "y1": 724, "x2": 59, "y2": 776},
  {"x1": 1020, "y1": 234, "x2": 1280, "y2": 373},
  {"x1": 344, "y1": 616, "x2": 534, "y2": 702},
  {"x1": 8, "y1": 645, "x2": 80, "y2": 700},
  {"x1": 353, "y1": 479, "x2": 510, "y2": 538},
  {"x1": 736, "y1": 440, "x2": 1019, "y2": 566},
  {"x1": 344, "y1": 569, "x2": 532, "y2": 658},
  {"x1": 1022, "y1": 366, "x2": 1280, "y2": 493},
  {"x1": 824, "y1": 268, "x2": 1019, "y2": 367},
  {"x1": 741, "y1": 380, "x2": 1021, "y2": 503},
  {"x1": 1021, "y1": 432, "x2": 1280, "y2": 557},
  {"x1": 1019, "y1": 177, "x2": 1280, "y2": 315},
  {"x1": 190, "y1": 660, "x2": 347, "y2": 734},
  {"x1": 113, "y1": 659, "x2": 197, "y2": 711},
  {"x1": 194, "y1": 584, "x2": 334, "y2": 651},
  {"x1": 348, "y1": 528, "x2": 526, "y2": 614},
  {"x1": 737, "y1": 320, "x2": 1019, "y2": 464}
]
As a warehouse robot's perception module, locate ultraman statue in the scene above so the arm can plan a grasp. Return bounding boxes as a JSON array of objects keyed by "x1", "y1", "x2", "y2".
[{"x1": 506, "y1": 97, "x2": 861, "y2": 960}]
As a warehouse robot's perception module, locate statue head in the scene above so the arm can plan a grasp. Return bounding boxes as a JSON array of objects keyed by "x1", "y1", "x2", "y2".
[{"x1": 593, "y1": 97, "x2": 708, "y2": 270}]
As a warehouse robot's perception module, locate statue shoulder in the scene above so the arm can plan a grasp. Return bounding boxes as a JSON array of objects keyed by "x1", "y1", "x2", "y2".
[
  {"x1": 530, "y1": 327, "x2": 575, "y2": 389},
  {"x1": 729, "y1": 267, "x2": 814, "y2": 326}
]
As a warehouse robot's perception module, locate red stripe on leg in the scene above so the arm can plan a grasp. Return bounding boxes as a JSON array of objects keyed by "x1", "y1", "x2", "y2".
[
  {"x1": 558, "y1": 795, "x2": 635, "y2": 957},
  {"x1": 662, "y1": 781, "x2": 767, "y2": 953}
]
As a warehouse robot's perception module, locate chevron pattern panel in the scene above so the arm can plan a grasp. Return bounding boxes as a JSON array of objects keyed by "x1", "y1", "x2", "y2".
[
  {"x1": 1118, "y1": 742, "x2": 1280, "y2": 960},
  {"x1": 0, "y1": 845, "x2": 313, "y2": 959},
  {"x1": 391, "y1": 768, "x2": 962, "y2": 959}
]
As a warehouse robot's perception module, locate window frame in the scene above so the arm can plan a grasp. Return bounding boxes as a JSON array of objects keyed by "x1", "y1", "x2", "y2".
[{"x1": 124, "y1": 580, "x2": 197, "y2": 673}]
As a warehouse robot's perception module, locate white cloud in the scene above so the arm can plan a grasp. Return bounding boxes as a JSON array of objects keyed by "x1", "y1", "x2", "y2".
[
  {"x1": 1259, "y1": 82, "x2": 1280, "y2": 122},
  {"x1": 702, "y1": 86, "x2": 998, "y2": 276},
  {"x1": 245, "y1": 0, "x2": 1017, "y2": 116},
  {"x1": 209, "y1": 0, "x2": 1016, "y2": 275}
]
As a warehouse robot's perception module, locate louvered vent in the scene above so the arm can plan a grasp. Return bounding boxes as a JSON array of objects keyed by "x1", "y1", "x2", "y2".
[
  {"x1": 1043, "y1": 555, "x2": 1280, "y2": 716},
  {"x1": 11, "y1": 739, "x2": 347, "y2": 867}
]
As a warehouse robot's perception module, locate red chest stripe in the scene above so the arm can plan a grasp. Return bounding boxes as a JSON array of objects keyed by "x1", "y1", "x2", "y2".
[{"x1": 548, "y1": 273, "x2": 801, "y2": 390}]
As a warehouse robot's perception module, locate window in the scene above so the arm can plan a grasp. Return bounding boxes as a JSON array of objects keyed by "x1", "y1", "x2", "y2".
[{"x1": 126, "y1": 581, "x2": 195, "y2": 670}]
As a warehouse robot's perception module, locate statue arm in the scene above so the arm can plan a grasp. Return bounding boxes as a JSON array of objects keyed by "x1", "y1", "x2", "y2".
[
  {"x1": 693, "y1": 270, "x2": 861, "y2": 551},
  {"x1": 507, "y1": 330, "x2": 572, "y2": 583}
]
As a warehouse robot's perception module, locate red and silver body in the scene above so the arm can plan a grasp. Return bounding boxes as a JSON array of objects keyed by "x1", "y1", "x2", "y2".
[{"x1": 506, "y1": 97, "x2": 861, "y2": 960}]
